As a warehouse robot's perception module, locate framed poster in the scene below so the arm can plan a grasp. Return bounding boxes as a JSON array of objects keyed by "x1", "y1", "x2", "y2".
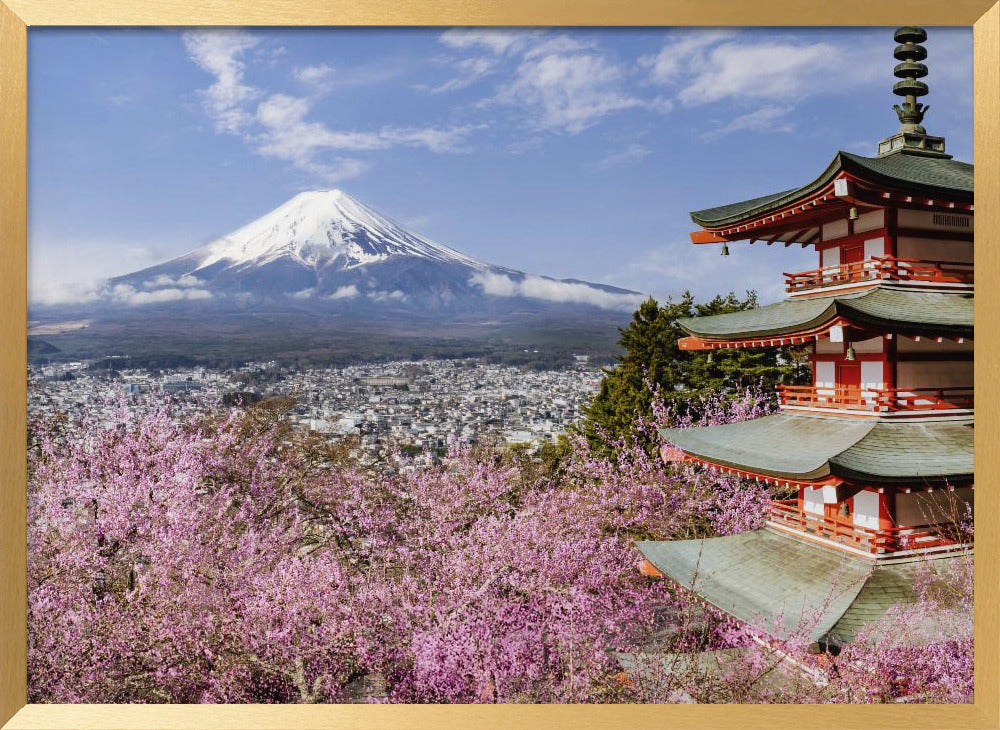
[{"x1": 1, "y1": 1, "x2": 998, "y2": 728}]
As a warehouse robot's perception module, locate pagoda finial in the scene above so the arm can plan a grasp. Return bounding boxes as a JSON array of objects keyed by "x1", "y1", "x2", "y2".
[
  {"x1": 892, "y1": 26, "x2": 929, "y2": 133},
  {"x1": 878, "y1": 26, "x2": 949, "y2": 158}
]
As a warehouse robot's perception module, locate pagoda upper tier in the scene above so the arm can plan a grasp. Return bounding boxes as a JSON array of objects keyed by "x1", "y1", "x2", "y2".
[
  {"x1": 676, "y1": 287, "x2": 972, "y2": 350},
  {"x1": 689, "y1": 150, "x2": 972, "y2": 247}
]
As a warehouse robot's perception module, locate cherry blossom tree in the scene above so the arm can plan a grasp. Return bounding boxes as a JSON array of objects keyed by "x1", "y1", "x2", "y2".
[{"x1": 27, "y1": 386, "x2": 972, "y2": 704}]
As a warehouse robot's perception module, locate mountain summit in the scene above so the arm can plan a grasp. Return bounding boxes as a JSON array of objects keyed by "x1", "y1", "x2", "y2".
[
  {"x1": 107, "y1": 190, "x2": 643, "y2": 312},
  {"x1": 191, "y1": 189, "x2": 487, "y2": 273}
]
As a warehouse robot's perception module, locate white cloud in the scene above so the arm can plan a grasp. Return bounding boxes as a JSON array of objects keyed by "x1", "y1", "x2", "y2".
[
  {"x1": 294, "y1": 63, "x2": 336, "y2": 90},
  {"x1": 589, "y1": 143, "x2": 651, "y2": 171},
  {"x1": 328, "y1": 285, "x2": 359, "y2": 300},
  {"x1": 632, "y1": 31, "x2": 901, "y2": 140},
  {"x1": 30, "y1": 281, "x2": 102, "y2": 306},
  {"x1": 494, "y1": 49, "x2": 647, "y2": 134},
  {"x1": 472, "y1": 271, "x2": 518, "y2": 297},
  {"x1": 638, "y1": 30, "x2": 738, "y2": 85},
  {"x1": 436, "y1": 31, "x2": 669, "y2": 132},
  {"x1": 256, "y1": 93, "x2": 311, "y2": 129},
  {"x1": 640, "y1": 31, "x2": 844, "y2": 108},
  {"x1": 427, "y1": 56, "x2": 499, "y2": 94},
  {"x1": 251, "y1": 92, "x2": 473, "y2": 181},
  {"x1": 183, "y1": 30, "x2": 476, "y2": 183},
  {"x1": 104, "y1": 283, "x2": 214, "y2": 305},
  {"x1": 28, "y1": 234, "x2": 182, "y2": 306},
  {"x1": 439, "y1": 29, "x2": 532, "y2": 56},
  {"x1": 700, "y1": 104, "x2": 795, "y2": 140},
  {"x1": 522, "y1": 35, "x2": 595, "y2": 59},
  {"x1": 430, "y1": 30, "x2": 544, "y2": 94},
  {"x1": 254, "y1": 43, "x2": 288, "y2": 67},
  {"x1": 182, "y1": 30, "x2": 261, "y2": 134},
  {"x1": 470, "y1": 271, "x2": 644, "y2": 311},
  {"x1": 639, "y1": 30, "x2": 946, "y2": 128},
  {"x1": 142, "y1": 274, "x2": 203, "y2": 289},
  {"x1": 252, "y1": 93, "x2": 471, "y2": 155},
  {"x1": 677, "y1": 40, "x2": 839, "y2": 106},
  {"x1": 290, "y1": 288, "x2": 315, "y2": 299},
  {"x1": 367, "y1": 289, "x2": 406, "y2": 302}
]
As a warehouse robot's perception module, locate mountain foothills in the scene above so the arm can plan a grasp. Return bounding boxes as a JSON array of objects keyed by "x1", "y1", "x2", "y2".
[{"x1": 30, "y1": 191, "x2": 646, "y2": 364}]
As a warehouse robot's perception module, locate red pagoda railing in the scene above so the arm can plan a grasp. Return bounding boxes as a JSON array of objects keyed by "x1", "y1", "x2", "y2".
[
  {"x1": 778, "y1": 385, "x2": 974, "y2": 413},
  {"x1": 784, "y1": 256, "x2": 974, "y2": 294},
  {"x1": 767, "y1": 499, "x2": 963, "y2": 554}
]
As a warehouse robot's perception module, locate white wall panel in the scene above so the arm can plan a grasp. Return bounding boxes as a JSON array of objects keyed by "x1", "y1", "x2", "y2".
[
  {"x1": 860, "y1": 361, "x2": 884, "y2": 390},
  {"x1": 896, "y1": 488, "x2": 974, "y2": 527},
  {"x1": 803, "y1": 487, "x2": 825, "y2": 516},
  {"x1": 853, "y1": 490, "x2": 881, "y2": 530}
]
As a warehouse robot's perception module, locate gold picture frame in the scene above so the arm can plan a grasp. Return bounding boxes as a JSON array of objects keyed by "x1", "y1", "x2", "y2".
[{"x1": 1, "y1": 1, "x2": 998, "y2": 727}]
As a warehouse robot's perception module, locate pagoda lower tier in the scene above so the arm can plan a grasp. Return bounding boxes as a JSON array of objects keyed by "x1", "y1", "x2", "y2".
[
  {"x1": 660, "y1": 414, "x2": 973, "y2": 559},
  {"x1": 636, "y1": 529, "x2": 969, "y2": 652}
]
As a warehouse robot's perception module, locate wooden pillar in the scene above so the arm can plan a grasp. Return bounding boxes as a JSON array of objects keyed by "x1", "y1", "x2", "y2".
[
  {"x1": 879, "y1": 488, "x2": 896, "y2": 530},
  {"x1": 885, "y1": 334, "x2": 897, "y2": 390},
  {"x1": 885, "y1": 205, "x2": 898, "y2": 257}
]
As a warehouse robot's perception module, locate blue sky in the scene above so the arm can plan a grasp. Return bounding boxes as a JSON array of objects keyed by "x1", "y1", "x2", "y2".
[{"x1": 28, "y1": 26, "x2": 973, "y2": 307}]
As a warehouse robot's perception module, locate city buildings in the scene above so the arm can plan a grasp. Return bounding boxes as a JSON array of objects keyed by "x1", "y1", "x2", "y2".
[{"x1": 29, "y1": 358, "x2": 601, "y2": 469}]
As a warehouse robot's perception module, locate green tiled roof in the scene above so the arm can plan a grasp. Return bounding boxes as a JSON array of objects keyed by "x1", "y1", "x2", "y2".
[
  {"x1": 659, "y1": 413, "x2": 973, "y2": 484},
  {"x1": 690, "y1": 151, "x2": 974, "y2": 228},
  {"x1": 676, "y1": 287, "x2": 973, "y2": 340},
  {"x1": 637, "y1": 529, "x2": 965, "y2": 648},
  {"x1": 637, "y1": 530, "x2": 872, "y2": 647},
  {"x1": 829, "y1": 560, "x2": 927, "y2": 643},
  {"x1": 661, "y1": 413, "x2": 873, "y2": 481},
  {"x1": 831, "y1": 419, "x2": 974, "y2": 483},
  {"x1": 841, "y1": 152, "x2": 974, "y2": 193}
]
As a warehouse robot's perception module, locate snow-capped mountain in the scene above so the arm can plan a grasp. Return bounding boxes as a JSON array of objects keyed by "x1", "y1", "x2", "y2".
[
  {"x1": 194, "y1": 189, "x2": 487, "y2": 273},
  {"x1": 107, "y1": 190, "x2": 643, "y2": 312}
]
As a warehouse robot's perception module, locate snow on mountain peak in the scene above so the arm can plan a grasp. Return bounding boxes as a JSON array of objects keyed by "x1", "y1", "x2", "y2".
[
  {"x1": 97, "y1": 189, "x2": 645, "y2": 313},
  {"x1": 192, "y1": 189, "x2": 486, "y2": 272}
]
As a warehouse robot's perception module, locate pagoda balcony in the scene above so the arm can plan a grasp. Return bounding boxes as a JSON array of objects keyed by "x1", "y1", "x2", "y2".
[
  {"x1": 777, "y1": 384, "x2": 974, "y2": 414},
  {"x1": 784, "y1": 256, "x2": 974, "y2": 294},
  {"x1": 767, "y1": 499, "x2": 965, "y2": 555}
]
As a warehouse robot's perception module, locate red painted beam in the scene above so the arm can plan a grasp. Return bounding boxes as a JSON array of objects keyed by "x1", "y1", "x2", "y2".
[
  {"x1": 690, "y1": 229, "x2": 728, "y2": 244},
  {"x1": 638, "y1": 559, "x2": 664, "y2": 579},
  {"x1": 678, "y1": 336, "x2": 710, "y2": 351}
]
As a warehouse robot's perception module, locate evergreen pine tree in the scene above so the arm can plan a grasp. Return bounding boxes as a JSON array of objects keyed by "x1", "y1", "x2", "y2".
[{"x1": 581, "y1": 291, "x2": 807, "y2": 449}]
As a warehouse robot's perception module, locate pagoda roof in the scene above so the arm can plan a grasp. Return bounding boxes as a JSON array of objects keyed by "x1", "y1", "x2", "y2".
[
  {"x1": 659, "y1": 413, "x2": 973, "y2": 485},
  {"x1": 676, "y1": 287, "x2": 973, "y2": 343},
  {"x1": 636, "y1": 529, "x2": 963, "y2": 648},
  {"x1": 690, "y1": 151, "x2": 974, "y2": 229}
]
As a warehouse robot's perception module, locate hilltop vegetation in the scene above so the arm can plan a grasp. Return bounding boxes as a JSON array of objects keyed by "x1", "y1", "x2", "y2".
[{"x1": 582, "y1": 292, "x2": 810, "y2": 449}]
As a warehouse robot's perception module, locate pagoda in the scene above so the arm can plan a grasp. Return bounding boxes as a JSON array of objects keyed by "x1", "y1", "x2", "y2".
[{"x1": 637, "y1": 27, "x2": 973, "y2": 652}]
